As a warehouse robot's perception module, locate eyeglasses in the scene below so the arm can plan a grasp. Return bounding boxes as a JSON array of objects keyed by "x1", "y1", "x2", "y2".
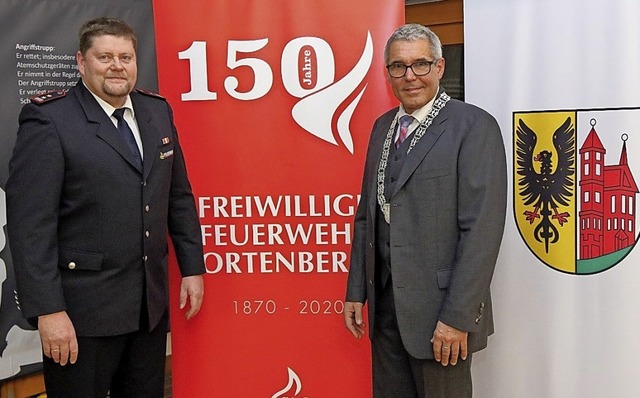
[{"x1": 386, "y1": 59, "x2": 438, "y2": 78}]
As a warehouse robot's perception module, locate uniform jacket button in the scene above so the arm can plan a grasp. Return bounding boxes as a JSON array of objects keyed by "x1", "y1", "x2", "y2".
[{"x1": 68, "y1": 262, "x2": 76, "y2": 270}]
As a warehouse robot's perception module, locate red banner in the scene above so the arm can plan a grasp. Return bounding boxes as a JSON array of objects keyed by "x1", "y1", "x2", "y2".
[{"x1": 153, "y1": 2, "x2": 403, "y2": 396}]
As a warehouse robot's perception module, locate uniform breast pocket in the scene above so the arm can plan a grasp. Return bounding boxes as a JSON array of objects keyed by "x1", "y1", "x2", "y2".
[{"x1": 158, "y1": 144, "x2": 175, "y2": 161}]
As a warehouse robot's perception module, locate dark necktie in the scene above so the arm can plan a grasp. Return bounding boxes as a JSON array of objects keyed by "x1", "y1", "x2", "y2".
[
  {"x1": 395, "y1": 115, "x2": 414, "y2": 148},
  {"x1": 112, "y1": 108, "x2": 142, "y2": 170}
]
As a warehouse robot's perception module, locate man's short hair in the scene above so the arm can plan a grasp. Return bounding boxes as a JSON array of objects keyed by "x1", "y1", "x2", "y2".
[
  {"x1": 384, "y1": 23, "x2": 442, "y2": 64},
  {"x1": 78, "y1": 17, "x2": 137, "y2": 55}
]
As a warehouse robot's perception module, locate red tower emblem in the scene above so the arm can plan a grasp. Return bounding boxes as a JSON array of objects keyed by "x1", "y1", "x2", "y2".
[{"x1": 579, "y1": 118, "x2": 638, "y2": 260}]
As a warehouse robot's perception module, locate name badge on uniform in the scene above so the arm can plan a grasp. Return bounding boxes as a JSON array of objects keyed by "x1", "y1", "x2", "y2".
[{"x1": 160, "y1": 149, "x2": 174, "y2": 159}]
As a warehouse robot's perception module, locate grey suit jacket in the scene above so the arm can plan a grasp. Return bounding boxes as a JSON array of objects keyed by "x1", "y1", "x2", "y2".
[
  {"x1": 6, "y1": 81, "x2": 204, "y2": 336},
  {"x1": 346, "y1": 97, "x2": 507, "y2": 359}
]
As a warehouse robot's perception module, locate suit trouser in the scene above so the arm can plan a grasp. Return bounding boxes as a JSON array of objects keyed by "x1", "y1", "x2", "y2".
[
  {"x1": 371, "y1": 279, "x2": 472, "y2": 398},
  {"x1": 42, "y1": 310, "x2": 167, "y2": 398}
]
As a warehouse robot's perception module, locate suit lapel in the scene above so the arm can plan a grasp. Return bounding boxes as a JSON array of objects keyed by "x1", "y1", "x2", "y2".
[
  {"x1": 367, "y1": 110, "x2": 397, "y2": 216},
  {"x1": 130, "y1": 93, "x2": 160, "y2": 180},
  {"x1": 74, "y1": 83, "x2": 143, "y2": 173},
  {"x1": 390, "y1": 100, "x2": 450, "y2": 198}
]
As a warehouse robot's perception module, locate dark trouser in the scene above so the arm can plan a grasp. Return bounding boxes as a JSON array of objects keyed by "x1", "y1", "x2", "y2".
[
  {"x1": 42, "y1": 311, "x2": 167, "y2": 398},
  {"x1": 372, "y1": 281, "x2": 472, "y2": 398}
]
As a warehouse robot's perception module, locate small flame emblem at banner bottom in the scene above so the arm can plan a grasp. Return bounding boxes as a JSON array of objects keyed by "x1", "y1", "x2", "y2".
[{"x1": 272, "y1": 367, "x2": 307, "y2": 398}]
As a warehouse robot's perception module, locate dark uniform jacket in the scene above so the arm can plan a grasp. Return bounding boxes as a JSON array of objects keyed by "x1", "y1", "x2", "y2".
[{"x1": 6, "y1": 80, "x2": 204, "y2": 336}]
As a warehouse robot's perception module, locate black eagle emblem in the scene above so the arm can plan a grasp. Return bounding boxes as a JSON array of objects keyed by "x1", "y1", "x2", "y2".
[{"x1": 516, "y1": 117, "x2": 575, "y2": 253}]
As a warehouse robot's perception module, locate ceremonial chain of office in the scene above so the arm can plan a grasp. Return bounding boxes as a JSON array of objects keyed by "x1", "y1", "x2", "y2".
[{"x1": 377, "y1": 91, "x2": 450, "y2": 224}]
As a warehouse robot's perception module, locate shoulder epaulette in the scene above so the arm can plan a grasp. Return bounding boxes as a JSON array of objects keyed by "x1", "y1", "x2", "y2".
[
  {"x1": 135, "y1": 88, "x2": 166, "y2": 100},
  {"x1": 30, "y1": 90, "x2": 68, "y2": 105}
]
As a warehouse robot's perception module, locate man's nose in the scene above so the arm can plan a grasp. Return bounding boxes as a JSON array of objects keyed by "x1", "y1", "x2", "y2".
[
  {"x1": 404, "y1": 66, "x2": 418, "y2": 80},
  {"x1": 110, "y1": 57, "x2": 125, "y2": 69}
]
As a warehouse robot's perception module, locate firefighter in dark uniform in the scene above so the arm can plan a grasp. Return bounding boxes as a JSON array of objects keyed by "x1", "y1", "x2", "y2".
[{"x1": 6, "y1": 17, "x2": 205, "y2": 397}]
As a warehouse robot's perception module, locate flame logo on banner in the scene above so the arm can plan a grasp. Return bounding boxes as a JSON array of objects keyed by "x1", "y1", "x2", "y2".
[
  {"x1": 291, "y1": 32, "x2": 373, "y2": 154},
  {"x1": 271, "y1": 367, "x2": 305, "y2": 398}
]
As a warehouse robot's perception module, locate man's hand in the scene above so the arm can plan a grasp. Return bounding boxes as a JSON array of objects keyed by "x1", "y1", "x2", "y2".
[
  {"x1": 180, "y1": 275, "x2": 204, "y2": 320},
  {"x1": 38, "y1": 311, "x2": 78, "y2": 366},
  {"x1": 344, "y1": 301, "x2": 366, "y2": 338},
  {"x1": 431, "y1": 320, "x2": 468, "y2": 366}
]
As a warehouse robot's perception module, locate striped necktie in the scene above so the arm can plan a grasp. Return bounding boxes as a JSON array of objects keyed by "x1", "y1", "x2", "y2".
[{"x1": 395, "y1": 115, "x2": 414, "y2": 148}]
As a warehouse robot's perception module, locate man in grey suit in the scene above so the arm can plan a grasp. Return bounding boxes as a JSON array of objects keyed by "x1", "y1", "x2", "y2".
[
  {"x1": 344, "y1": 24, "x2": 506, "y2": 397},
  {"x1": 6, "y1": 17, "x2": 204, "y2": 397}
]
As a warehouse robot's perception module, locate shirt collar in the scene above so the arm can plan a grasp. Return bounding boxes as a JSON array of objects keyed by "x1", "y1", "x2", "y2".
[
  {"x1": 83, "y1": 80, "x2": 134, "y2": 118},
  {"x1": 398, "y1": 87, "x2": 439, "y2": 123}
]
